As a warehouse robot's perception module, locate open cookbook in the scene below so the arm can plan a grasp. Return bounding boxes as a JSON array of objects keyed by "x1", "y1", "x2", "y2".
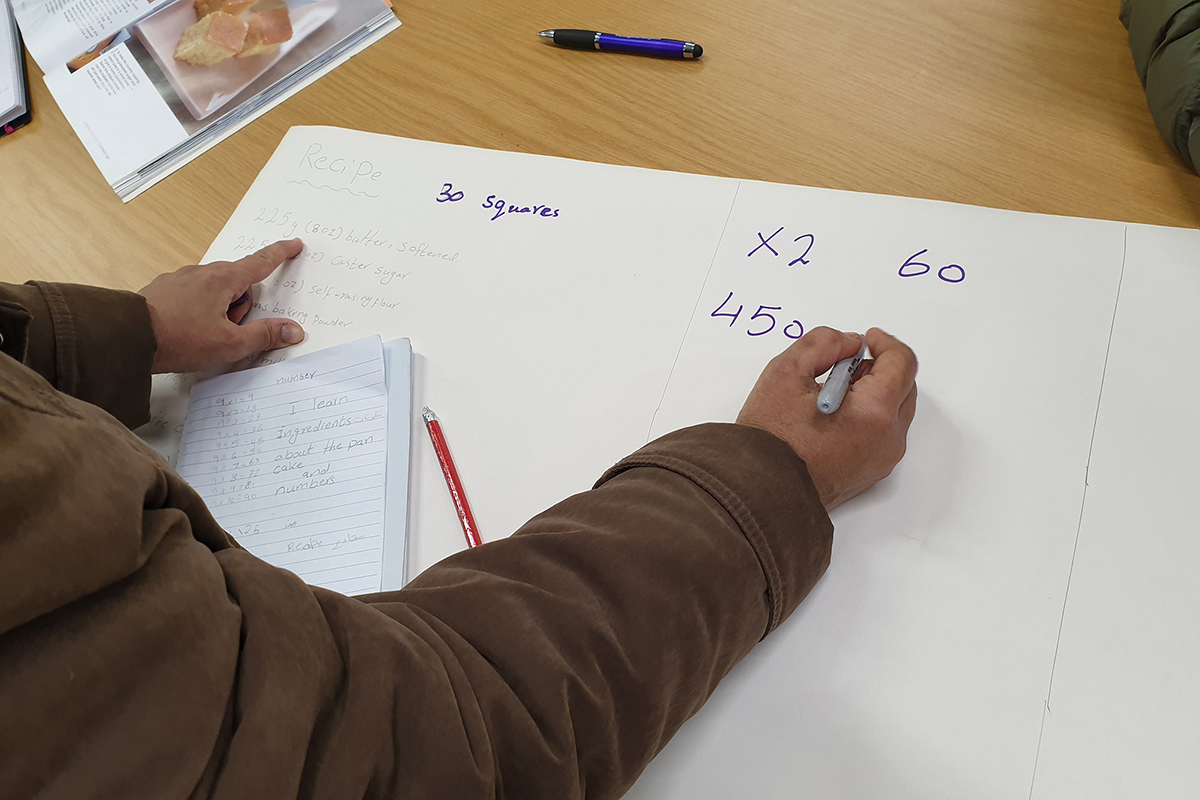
[{"x1": 8, "y1": 0, "x2": 399, "y2": 199}]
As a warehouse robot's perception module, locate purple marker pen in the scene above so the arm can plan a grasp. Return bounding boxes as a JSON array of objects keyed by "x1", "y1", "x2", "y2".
[{"x1": 538, "y1": 29, "x2": 703, "y2": 60}]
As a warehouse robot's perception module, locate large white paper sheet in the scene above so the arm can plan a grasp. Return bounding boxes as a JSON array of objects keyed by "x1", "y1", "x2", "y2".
[
  {"x1": 633, "y1": 182, "x2": 1126, "y2": 799},
  {"x1": 1028, "y1": 224, "x2": 1200, "y2": 799},
  {"x1": 137, "y1": 125, "x2": 1193, "y2": 797},
  {"x1": 186, "y1": 126, "x2": 743, "y2": 574}
]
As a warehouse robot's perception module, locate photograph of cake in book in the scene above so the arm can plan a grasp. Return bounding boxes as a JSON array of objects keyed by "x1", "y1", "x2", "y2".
[
  {"x1": 176, "y1": 0, "x2": 293, "y2": 65},
  {"x1": 22, "y1": 0, "x2": 397, "y2": 196},
  {"x1": 134, "y1": 0, "x2": 339, "y2": 121},
  {"x1": 54, "y1": 0, "x2": 372, "y2": 125}
]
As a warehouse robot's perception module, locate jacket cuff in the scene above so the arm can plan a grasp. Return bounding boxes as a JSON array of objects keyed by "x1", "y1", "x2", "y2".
[
  {"x1": 596, "y1": 423, "x2": 834, "y2": 638},
  {"x1": 24, "y1": 282, "x2": 157, "y2": 429}
]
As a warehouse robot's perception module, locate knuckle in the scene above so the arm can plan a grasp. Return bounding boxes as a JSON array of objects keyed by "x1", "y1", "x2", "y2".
[
  {"x1": 204, "y1": 265, "x2": 230, "y2": 284},
  {"x1": 861, "y1": 402, "x2": 894, "y2": 432},
  {"x1": 808, "y1": 326, "x2": 841, "y2": 343},
  {"x1": 765, "y1": 349, "x2": 794, "y2": 374},
  {"x1": 771, "y1": 355, "x2": 804, "y2": 384}
]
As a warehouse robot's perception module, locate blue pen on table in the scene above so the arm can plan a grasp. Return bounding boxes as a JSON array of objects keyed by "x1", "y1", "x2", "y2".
[
  {"x1": 817, "y1": 338, "x2": 868, "y2": 415},
  {"x1": 538, "y1": 29, "x2": 703, "y2": 60}
]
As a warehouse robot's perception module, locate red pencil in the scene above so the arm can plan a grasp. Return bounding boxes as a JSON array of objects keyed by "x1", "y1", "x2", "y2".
[{"x1": 422, "y1": 406, "x2": 483, "y2": 548}]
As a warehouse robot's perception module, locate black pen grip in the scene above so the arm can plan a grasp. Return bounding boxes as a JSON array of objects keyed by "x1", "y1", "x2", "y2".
[{"x1": 552, "y1": 29, "x2": 600, "y2": 50}]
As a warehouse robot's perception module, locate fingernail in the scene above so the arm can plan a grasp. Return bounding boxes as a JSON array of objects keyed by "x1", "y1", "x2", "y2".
[
  {"x1": 228, "y1": 291, "x2": 251, "y2": 309},
  {"x1": 282, "y1": 324, "x2": 304, "y2": 344}
]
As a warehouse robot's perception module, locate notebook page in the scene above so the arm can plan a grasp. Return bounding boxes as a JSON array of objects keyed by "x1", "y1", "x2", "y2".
[{"x1": 177, "y1": 336, "x2": 389, "y2": 595}]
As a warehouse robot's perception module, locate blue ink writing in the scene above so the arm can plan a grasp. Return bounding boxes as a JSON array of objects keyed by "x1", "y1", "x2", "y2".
[
  {"x1": 789, "y1": 234, "x2": 814, "y2": 266},
  {"x1": 712, "y1": 291, "x2": 804, "y2": 341},
  {"x1": 749, "y1": 226, "x2": 816, "y2": 266},
  {"x1": 899, "y1": 249, "x2": 966, "y2": 283},
  {"x1": 482, "y1": 194, "x2": 561, "y2": 222},
  {"x1": 749, "y1": 227, "x2": 783, "y2": 257},
  {"x1": 437, "y1": 183, "x2": 465, "y2": 203}
]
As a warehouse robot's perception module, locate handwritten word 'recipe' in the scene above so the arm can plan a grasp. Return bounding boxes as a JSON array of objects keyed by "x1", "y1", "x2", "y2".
[{"x1": 299, "y1": 143, "x2": 383, "y2": 185}]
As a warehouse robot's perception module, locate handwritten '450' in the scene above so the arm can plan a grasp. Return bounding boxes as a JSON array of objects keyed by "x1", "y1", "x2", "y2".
[{"x1": 711, "y1": 291, "x2": 805, "y2": 339}]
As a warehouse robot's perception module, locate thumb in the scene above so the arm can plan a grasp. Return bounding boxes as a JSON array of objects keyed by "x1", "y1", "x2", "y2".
[{"x1": 234, "y1": 317, "x2": 306, "y2": 357}]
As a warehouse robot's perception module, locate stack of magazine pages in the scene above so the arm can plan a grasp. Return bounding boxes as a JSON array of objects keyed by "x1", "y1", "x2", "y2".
[{"x1": 9, "y1": 0, "x2": 399, "y2": 199}]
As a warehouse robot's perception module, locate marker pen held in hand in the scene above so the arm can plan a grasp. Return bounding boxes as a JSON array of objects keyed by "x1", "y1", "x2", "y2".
[{"x1": 817, "y1": 338, "x2": 868, "y2": 415}]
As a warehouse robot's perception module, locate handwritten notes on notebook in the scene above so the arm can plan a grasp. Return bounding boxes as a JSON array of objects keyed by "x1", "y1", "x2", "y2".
[{"x1": 176, "y1": 336, "x2": 405, "y2": 595}]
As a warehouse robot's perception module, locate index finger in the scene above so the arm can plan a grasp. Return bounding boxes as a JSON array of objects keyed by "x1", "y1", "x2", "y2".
[
  {"x1": 856, "y1": 327, "x2": 918, "y2": 409},
  {"x1": 234, "y1": 239, "x2": 304, "y2": 285}
]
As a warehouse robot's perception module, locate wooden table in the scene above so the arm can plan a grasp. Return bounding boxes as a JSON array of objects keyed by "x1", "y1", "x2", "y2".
[
  {"x1": 1, "y1": 0, "x2": 1196, "y2": 290},
  {"x1": 4, "y1": 3, "x2": 1198, "y2": 796}
]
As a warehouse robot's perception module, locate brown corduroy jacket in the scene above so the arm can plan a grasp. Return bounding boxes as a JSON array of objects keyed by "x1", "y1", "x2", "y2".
[{"x1": 0, "y1": 280, "x2": 835, "y2": 800}]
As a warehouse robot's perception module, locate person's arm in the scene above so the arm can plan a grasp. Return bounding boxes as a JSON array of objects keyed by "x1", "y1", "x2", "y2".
[
  {"x1": 0, "y1": 281, "x2": 157, "y2": 428},
  {"x1": 0, "y1": 240, "x2": 307, "y2": 429},
  {"x1": 0, "y1": 315, "x2": 914, "y2": 799},
  {"x1": 376, "y1": 424, "x2": 830, "y2": 798},
  {"x1": 365, "y1": 328, "x2": 918, "y2": 798}
]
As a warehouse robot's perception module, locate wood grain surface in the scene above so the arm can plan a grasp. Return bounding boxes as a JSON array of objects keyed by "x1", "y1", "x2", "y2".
[{"x1": 1, "y1": 0, "x2": 1196, "y2": 290}]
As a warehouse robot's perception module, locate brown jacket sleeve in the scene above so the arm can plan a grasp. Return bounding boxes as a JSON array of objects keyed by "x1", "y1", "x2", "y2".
[
  {"x1": 1, "y1": 285, "x2": 832, "y2": 800},
  {"x1": 0, "y1": 281, "x2": 156, "y2": 428},
  {"x1": 381, "y1": 424, "x2": 834, "y2": 798}
]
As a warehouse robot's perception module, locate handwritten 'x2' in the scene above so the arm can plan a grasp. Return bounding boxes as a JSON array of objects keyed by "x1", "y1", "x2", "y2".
[{"x1": 748, "y1": 227, "x2": 815, "y2": 266}]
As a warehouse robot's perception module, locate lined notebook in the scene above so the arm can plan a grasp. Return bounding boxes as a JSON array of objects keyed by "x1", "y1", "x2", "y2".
[{"x1": 176, "y1": 336, "x2": 412, "y2": 594}]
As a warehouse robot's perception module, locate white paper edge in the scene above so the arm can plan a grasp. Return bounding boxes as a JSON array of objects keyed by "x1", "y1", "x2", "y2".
[{"x1": 380, "y1": 336, "x2": 412, "y2": 590}]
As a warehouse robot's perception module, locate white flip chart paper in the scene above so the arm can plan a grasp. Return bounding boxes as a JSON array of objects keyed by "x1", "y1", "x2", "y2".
[
  {"x1": 138, "y1": 126, "x2": 1198, "y2": 798},
  {"x1": 1028, "y1": 224, "x2": 1200, "y2": 799},
  {"x1": 633, "y1": 183, "x2": 1127, "y2": 799},
  {"x1": 176, "y1": 126, "x2": 742, "y2": 575},
  {"x1": 177, "y1": 336, "x2": 390, "y2": 595}
]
